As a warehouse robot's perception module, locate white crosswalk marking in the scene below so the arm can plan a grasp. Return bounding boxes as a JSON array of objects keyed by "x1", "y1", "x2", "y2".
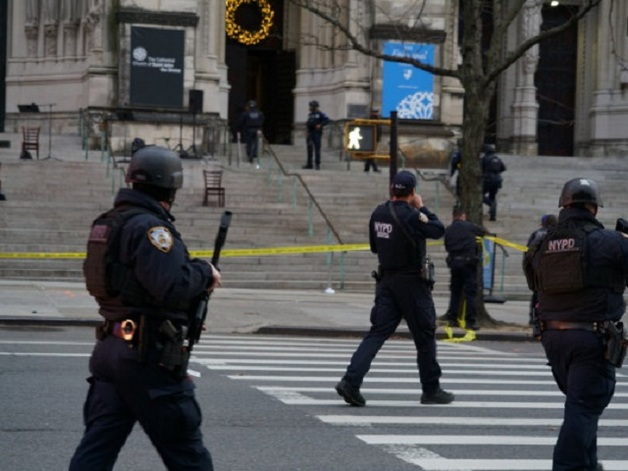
[{"x1": 195, "y1": 334, "x2": 628, "y2": 471}]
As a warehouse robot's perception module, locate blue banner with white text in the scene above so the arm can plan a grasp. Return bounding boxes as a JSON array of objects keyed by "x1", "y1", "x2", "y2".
[{"x1": 382, "y1": 42, "x2": 435, "y2": 119}]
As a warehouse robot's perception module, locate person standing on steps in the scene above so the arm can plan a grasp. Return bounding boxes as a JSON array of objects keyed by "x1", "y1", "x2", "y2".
[
  {"x1": 364, "y1": 109, "x2": 382, "y2": 173},
  {"x1": 303, "y1": 100, "x2": 330, "y2": 170},
  {"x1": 335, "y1": 170, "x2": 454, "y2": 407},
  {"x1": 481, "y1": 144, "x2": 506, "y2": 221},
  {"x1": 238, "y1": 100, "x2": 265, "y2": 164}
]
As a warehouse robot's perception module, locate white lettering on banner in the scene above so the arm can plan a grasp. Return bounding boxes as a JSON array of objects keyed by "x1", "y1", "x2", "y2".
[
  {"x1": 547, "y1": 238, "x2": 576, "y2": 252},
  {"x1": 374, "y1": 222, "x2": 393, "y2": 239}
]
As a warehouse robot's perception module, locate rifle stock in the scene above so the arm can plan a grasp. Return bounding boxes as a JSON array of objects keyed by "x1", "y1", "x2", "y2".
[{"x1": 188, "y1": 210, "x2": 232, "y2": 349}]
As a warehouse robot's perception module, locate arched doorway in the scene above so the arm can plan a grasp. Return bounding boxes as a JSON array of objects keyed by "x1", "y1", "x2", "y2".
[
  {"x1": 225, "y1": 0, "x2": 295, "y2": 145},
  {"x1": 536, "y1": 4, "x2": 578, "y2": 156}
]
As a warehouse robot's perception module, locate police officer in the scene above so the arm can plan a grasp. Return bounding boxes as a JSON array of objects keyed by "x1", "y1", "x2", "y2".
[
  {"x1": 526, "y1": 214, "x2": 557, "y2": 326},
  {"x1": 524, "y1": 178, "x2": 628, "y2": 471},
  {"x1": 70, "y1": 146, "x2": 220, "y2": 470},
  {"x1": 481, "y1": 144, "x2": 506, "y2": 221},
  {"x1": 303, "y1": 100, "x2": 330, "y2": 170},
  {"x1": 444, "y1": 205, "x2": 489, "y2": 331},
  {"x1": 238, "y1": 99, "x2": 265, "y2": 164},
  {"x1": 335, "y1": 170, "x2": 454, "y2": 406}
]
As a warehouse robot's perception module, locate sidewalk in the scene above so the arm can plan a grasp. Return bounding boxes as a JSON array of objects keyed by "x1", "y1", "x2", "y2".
[{"x1": 0, "y1": 280, "x2": 533, "y2": 341}]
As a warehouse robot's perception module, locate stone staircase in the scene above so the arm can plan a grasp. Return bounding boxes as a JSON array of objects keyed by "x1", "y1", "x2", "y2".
[{"x1": 1, "y1": 132, "x2": 627, "y2": 299}]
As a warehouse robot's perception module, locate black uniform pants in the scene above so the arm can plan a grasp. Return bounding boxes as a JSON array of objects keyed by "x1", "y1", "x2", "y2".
[
  {"x1": 69, "y1": 336, "x2": 213, "y2": 471},
  {"x1": 446, "y1": 259, "x2": 479, "y2": 328},
  {"x1": 343, "y1": 272, "x2": 443, "y2": 393},
  {"x1": 244, "y1": 129, "x2": 259, "y2": 161},
  {"x1": 541, "y1": 329, "x2": 615, "y2": 471},
  {"x1": 306, "y1": 131, "x2": 322, "y2": 167}
]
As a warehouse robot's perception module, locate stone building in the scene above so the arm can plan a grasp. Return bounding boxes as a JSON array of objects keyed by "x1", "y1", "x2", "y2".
[{"x1": 1, "y1": 0, "x2": 626, "y2": 157}]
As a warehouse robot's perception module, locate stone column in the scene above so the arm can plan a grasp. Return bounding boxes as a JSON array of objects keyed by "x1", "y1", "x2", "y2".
[
  {"x1": 62, "y1": 0, "x2": 81, "y2": 56},
  {"x1": 511, "y1": 0, "x2": 542, "y2": 155},
  {"x1": 43, "y1": 0, "x2": 60, "y2": 57},
  {"x1": 25, "y1": 0, "x2": 41, "y2": 57}
]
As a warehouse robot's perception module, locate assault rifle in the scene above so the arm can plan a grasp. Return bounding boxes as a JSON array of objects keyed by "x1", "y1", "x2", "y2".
[{"x1": 187, "y1": 210, "x2": 232, "y2": 352}]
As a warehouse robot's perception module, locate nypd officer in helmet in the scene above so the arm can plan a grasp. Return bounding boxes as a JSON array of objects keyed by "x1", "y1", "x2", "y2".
[
  {"x1": 70, "y1": 146, "x2": 220, "y2": 470},
  {"x1": 524, "y1": 178, "x2": 628, "y2": 471},
  {"x1": 335, "y1": 170, "x2": 454, "y2": 406}
]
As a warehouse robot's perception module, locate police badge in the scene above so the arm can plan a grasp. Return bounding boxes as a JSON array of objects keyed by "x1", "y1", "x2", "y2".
[{"x1": 147, "y1": 226, "x2": 174, "y2": 253}]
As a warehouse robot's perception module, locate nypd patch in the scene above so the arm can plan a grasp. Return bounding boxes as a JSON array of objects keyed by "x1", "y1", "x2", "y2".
[{"x1": 147, "y1": 226, "x2": 174, "y2": 253}]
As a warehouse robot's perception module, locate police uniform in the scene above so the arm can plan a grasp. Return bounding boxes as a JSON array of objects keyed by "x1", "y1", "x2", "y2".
[
  {"x1": 304, "y1": 101, "x2": 330, "y2": 169},
  {"x1": 70, "y1": 149, "x2": 215, "y2": 470},
  {"x1": 335, "y1": 171, "x2": 454, "y2": 406},
  {"x1": 444, "y1": 215, "x2": 488, "y2": 329},
  {"x1": 481, "y1": 146, "x2": 506, "y2": 221},
  {"x1": 524, "y1": 178, "x2": 628, "y2": 471},
  {"x1": 239, "y1": 101, "x2": 264, "y2": 163}
]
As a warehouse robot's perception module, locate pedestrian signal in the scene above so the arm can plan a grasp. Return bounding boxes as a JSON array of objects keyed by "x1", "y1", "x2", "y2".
[{"x1": 344, "y1": 124, "x2": 377, "y2": 153}]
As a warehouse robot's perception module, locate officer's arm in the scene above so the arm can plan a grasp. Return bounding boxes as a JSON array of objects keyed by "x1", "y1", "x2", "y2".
[
  {"x1": 132, "y1": 226, "x2": 212, "y2": 309},
  {"x1": 408, "y1": 206, "x2": 445, "y2": 240}
]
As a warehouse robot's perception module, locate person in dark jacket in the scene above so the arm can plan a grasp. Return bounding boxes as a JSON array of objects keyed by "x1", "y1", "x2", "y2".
[
  {"x1": 525, "y1": 214, "x2": 558, "y2": 326},
  {"x1": 70, "y1": 146, "x2": 220, "y2": 471},
  {"x1": 238, "y1": 100, "x2": 265, "y2": 164},
  {"x1": 444, "y1": 205, "x2": 489, "y2": 331},
  {"x1": 303, "y1": 100, "x2": 330, "y2": 170},
  {"x1": 481, "y1": 144, "x2": 506, "y2": 221},
  {"x1": 524, "y1": 178, "x2": 628, "y2": 471},
  {"x1": 335, "y1": 170, "x2": 454, "y2": 407},
  {"x1": 364, "y1": 109, "x2": 382, "y2": 173}
]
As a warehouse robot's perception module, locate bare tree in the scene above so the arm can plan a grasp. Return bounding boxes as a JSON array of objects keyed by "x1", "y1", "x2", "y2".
[{"x1": 288, "y1": 0, "x2": 602, "y2": 326}]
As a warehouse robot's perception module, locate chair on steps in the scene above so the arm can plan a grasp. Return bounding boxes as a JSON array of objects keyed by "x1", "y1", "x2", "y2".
[
  {"x1": 21, "y1": 126, "x2": 41, "y2": 160},
  {"x1": 203, "y1": 169, "x2": 226, "y2": 207}
]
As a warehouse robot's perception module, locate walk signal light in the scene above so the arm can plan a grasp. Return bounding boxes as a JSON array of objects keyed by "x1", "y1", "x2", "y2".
[{"x1": 344, "y1": 124, "x2": 377, "y2": 153}]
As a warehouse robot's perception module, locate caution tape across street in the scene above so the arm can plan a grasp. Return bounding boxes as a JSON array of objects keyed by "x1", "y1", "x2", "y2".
[{"x1": 0, "y1": 238, "x2": 524, "y2": 260}]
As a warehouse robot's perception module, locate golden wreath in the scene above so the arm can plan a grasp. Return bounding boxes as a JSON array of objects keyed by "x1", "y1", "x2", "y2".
[{"x1": 225, "y1": 0, "x2": 275, "y2": 46}]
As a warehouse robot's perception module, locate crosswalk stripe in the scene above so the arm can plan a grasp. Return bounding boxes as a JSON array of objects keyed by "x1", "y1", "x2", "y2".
[
  {"x1": 318, "y1": 415, "x2": 628, "y2": 427},
  {"x1": 357, "y1": 434, "x2": 628, "y2": 446}
]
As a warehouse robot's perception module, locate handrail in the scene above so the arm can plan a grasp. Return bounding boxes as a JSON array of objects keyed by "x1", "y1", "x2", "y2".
[{"x1": 261, "y1": 138, "x2": 344, "y2": 245}]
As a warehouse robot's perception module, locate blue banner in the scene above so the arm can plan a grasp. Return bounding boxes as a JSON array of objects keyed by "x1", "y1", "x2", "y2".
[
  {"x1": 382, "y1": 42, "x2": 435, "y2": 119},
  {"x1": 482, "y1": 238, "x2": 495, "y2": 291}
]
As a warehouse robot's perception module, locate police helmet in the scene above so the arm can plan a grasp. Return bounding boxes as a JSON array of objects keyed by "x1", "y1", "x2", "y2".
[
  {"x1": 482, "y1": 143, "x2": 495, "y2": 154},
  {"x1": 309, "y1": 100, "x2": 319, "y2": 108},
  {"x1": 558, "y1": 178, "x2": 603, "y2": 208},
  {"x1": 126, "y1": 146, "x2": 183, "y2": 190},
  {"x1": 247, "y1": 100, "x2": 257, "y2": 109}
]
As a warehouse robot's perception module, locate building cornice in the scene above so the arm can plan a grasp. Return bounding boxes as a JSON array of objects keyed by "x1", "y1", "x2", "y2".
[{"x1": 117, "y1": 8, "x2": 199, "y2": 28}]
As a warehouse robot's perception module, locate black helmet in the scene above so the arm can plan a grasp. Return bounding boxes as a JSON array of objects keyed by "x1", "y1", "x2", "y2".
[
  {"x1": 482, "y1": 143, "x2": 495, "y2": 154},
  {"x1": 558, "y1": 178, "x2": 603, "y2": 208},
  {"x1": 247, "y1": 100, "x2": 257, "y2": 108},
  {"x1": 309, "y1": 100, "x2": 319, "y2": 108},
  {"x1": 126, "y1": 146, "x2": 183, "y2": 190}
]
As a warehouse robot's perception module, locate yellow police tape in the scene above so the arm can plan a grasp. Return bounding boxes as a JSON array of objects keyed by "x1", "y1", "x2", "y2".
[{"x1": 0, "y1": 237, "x2": 528, "y2": 260}]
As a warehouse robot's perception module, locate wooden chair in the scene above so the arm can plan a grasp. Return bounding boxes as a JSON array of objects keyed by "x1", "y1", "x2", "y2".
[
  {"x1": 203, "y1": 169, "x2": 225, "y2": 207},
  {"x1": 21, "y1": 126, "x2": 41, "y2": 159}
]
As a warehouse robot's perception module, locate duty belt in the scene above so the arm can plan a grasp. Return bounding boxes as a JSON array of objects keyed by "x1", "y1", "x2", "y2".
[
  {"x1": 542, "y1": 320, "x2": 600, "y2": 332},
  {"x1": 99, "y1": 319, "x2": 139, "y2": 341}
]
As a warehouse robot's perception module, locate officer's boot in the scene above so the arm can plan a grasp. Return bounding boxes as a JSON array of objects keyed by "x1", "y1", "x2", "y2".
[{"x1": 489, "y1": 201, "x2": 497, "y2": 221}]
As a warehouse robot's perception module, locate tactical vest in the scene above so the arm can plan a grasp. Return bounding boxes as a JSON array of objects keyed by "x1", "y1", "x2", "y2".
[
  {"x1": 83, "y1": 208, "x2": 149, "y2": 311},
  {"x1": 487, "y1": 155, "x2": 503, "y2": 173},
  {"x1": 531, "y1": 223, "x2": 623, "y2": 294},
  {"x1": 373, "y1": 203, "x2": 421, "y2": 270}
]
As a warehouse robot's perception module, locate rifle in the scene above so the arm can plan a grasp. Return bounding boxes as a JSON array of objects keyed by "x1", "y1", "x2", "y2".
[{"x1": 187, "y1": 210, "x2": 232, "y2": 351}]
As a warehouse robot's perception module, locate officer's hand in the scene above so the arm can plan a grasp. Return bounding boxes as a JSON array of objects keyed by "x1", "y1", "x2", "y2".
[
  {"x1": 208, "y1": 263, "x2": 222, "y2": 291},
  {"x1": 411, "y1": 194, "x2": 424, "y2": 209}
]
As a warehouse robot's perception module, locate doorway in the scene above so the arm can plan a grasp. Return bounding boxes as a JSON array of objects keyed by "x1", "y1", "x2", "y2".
[
  {"x1": 225, "y1": 0, "x2": 295, "y2": 145},
  {"x1": 536, "y1": 5, "x2": 578, "y2": 156}
]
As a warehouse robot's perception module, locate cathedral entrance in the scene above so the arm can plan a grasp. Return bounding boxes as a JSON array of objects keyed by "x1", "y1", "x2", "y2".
[
  {"x1": 536, "y1": 4, "x2": 578, "y2": 156},
  {"x1": 225, "y1": 0, "x2": 295, "y2": 145}
]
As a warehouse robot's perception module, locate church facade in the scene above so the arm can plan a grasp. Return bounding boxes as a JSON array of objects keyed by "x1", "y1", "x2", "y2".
[{"x1": 2, "y1": 0, "x2": 626, "y2": 156}]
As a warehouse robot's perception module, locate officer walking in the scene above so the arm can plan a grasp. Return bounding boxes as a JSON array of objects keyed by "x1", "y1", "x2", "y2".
[
  {"x1": 70, "y1": 146, "x2": 220, "y2": 470},
  {"x1": 238, "y1": 99, "x2": 265, "y2": 164},
  {"x1": 303, "y1": 100, "x2": 330, "y2": 170},
  {"x1": 524, "y1": 178, "x2": 628, "y2": 471},
  {"x1": 335, "y1": 170, "x2": 454, "y2": 406},
  {"x1": 481, "y1": 144, "x2": 506, "y2": 221},
  {"x1": 444, "y1": 205, "x2": 489, "y2": 331}
]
